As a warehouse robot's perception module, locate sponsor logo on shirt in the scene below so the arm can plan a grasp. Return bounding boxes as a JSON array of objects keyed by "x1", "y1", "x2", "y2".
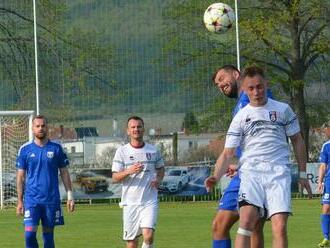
[
  {"x1": 146, "y1": 153, "x2": 152, "y2": 160},
  {"x1": 30, "y1": 153, "x2": 36, "y2": 158},
  {"x1": 24, "y1": 210, "x2": 31, "y2": 218},
  {"x1": 47, "y1": 151, "x2": 54, "y2": 158},
  {"x1": 269, "y1": 111, "x2": 277, "y2": 122},
  {"x1": 129, "y1": 156, "x2": 134, "y2": 160}
]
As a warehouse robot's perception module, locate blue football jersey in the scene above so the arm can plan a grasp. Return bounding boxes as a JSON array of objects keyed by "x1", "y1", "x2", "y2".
[
  {"x1": 16, "y1": 140, "x2": 69, "y2": 205},
  {"x1": 319, "y1": 141, "x2": 330, "y2": 183}
]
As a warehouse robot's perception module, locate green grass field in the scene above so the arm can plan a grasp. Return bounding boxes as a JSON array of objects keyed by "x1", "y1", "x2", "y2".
[{"x1": 0, "y1": 199, "x2": 321, "y2": 247}]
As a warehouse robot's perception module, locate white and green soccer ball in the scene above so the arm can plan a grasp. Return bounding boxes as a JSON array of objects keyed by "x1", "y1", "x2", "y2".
[{"x1": 203, "y1": 2, "x2": 235, "y2": 33}]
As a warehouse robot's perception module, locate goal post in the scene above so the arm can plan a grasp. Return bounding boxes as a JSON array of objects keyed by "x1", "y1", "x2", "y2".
[{"x1": 0, "y1": 111, "x2": 34, "y2": 209}]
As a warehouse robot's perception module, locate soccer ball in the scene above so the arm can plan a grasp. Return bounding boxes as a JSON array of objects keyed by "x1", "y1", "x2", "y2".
[{"x1": 203, "y1": 3, "x2": 235, "y2": 33}]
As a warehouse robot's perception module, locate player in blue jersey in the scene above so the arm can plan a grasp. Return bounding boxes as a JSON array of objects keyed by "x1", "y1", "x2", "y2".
[
  {"x1": 16, "y1": 115, "x2": 75, "y2": 248},
  {"x1": 206, "y1": 65, "x2": 272, "y2": 248},
  {"x1": 317, "y1": 122, "x2": 330, "y2": 248}
]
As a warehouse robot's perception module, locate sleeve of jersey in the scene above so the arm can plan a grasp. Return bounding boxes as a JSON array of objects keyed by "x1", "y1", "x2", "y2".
[
  {"x1": 155, "y1": 150, "x2": 165, "y2": 169},
  {"x1": 319, "y1": 144, "x2": 329, "y2": 164},
  {"x1": 58, "y1": 145, "x2": 70, "y2": 168},
  {"x1": 112, "y1": 148, "x2": 124, "y2": 172},
  {"x1": 16, "y1": 147, "x2": 27, "y2": 169},
  {"x1": 284, "y1": 105, "x2": 300, "y2": 136},
  {"x1": 225, "y1": 115, "x2": 242, "y2": 148}
]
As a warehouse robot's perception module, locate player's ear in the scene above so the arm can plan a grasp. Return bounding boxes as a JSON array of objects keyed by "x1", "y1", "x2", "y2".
[{"x1": 232, "y1": 70, "x2": 240, "y2": 80}]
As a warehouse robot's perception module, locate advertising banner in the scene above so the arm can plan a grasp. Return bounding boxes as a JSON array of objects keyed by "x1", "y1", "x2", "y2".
[{"x1": 60, "y1": 166, "x2": 211, "y2": 200}]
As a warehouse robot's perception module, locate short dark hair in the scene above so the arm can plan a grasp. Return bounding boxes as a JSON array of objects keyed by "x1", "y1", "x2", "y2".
[
  {"x1": 212, "y1": 64, "x2": 240, "y2": 82},
  {"x1": 322, "y1": 121, "x2": 330, "y2": 128},
  {"x1": 32, "y1": 115, "x2": 47, "y2": 124},
  {"x1": 242, "y1": 66, "x2": 265, "y2": 79},
  {"x1": 127, "y1": 116, "x2": 144, "y2": 127}
]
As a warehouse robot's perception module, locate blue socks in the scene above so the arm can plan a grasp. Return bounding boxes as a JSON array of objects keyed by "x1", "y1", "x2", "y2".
[
  {"x1": 213, "y1": 239, "x2": 231, "y2": 248},
  {"x1": 321, "y1": 214, "x2": 330, "y2": 239},
  {"x1": 42, "y1": 232, "x2": 55, "y2": 248},
  {"x1": 25, "y1": 231, "x2": 38, "y2": 248}
]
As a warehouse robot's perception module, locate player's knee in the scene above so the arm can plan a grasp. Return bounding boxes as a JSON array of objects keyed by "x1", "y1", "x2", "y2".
[
  {"x1": 239, "y1": 217, "x2": 257, "y2": 230},
  {"x1": 25, "y1": 229, "x2": 38, "y2": 248},
  {"x1": 212, "y1": 218, "x2": 226, "y2": 234},
  {"x1": 272, "y1": 222, "x2": 287, "y2": 235},
  {"x1": 141, "y1": 242, "x2": 154, "y2": 248},
  {"x1": 237, "y1": 227, "x2": 253, "y2": 237},
  {"x1": 323, "y1": 204, "x2": 330, "y2": 214},
  {"x1": 142, "y1": 229, "x2": 154, "y2": 244},
  {"x1": 212, "y1": 213, "x2": 237, "y2": 237},
  {"x1": 42, "y1": 226, "x2": 54, "y2": 233}
]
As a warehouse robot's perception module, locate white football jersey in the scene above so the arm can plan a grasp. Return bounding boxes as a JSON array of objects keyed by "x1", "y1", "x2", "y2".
[
  {"x1": 112, "y1": 143, "x2": 164, "y2": 206},
  {"x1": 225, "y1": 98, "x2": 300, "y2": 166}
]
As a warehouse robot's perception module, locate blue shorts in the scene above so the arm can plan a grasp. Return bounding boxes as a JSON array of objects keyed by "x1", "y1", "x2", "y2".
[
  {"x1": 322, "y1": 182, "x2": 330, "y2": 205},
  {"x1": 218, "y1": 175, "x2": 240, "y2": 211},
  {"x1": 23, "y1": 203, "x2": 64, "y2": 227}
]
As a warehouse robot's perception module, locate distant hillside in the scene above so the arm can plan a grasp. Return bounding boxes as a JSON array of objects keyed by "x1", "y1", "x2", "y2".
[{"x1": 60, "y1": 0, "x2": 220, "y2": 115}]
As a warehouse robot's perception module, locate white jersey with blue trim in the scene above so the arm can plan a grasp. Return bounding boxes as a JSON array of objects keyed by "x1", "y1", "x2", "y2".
[
  {"x1": 225, "y1": 98, "x2": 300, "y2": 166},
  {"x1": 112, "y1": 143, "x2": 164, "y2": 206}
]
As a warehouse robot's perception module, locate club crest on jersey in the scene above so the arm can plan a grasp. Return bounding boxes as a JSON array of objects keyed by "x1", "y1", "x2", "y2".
[
  {"x1": 269, "y1": 111, "x2": 277, "y2": 122},
  {"x1": 146, "y1": 153, "x2": 152, "y2": 160},
  {"x1": 47, "y1": 151, "x2": 54, "y2": 158}
]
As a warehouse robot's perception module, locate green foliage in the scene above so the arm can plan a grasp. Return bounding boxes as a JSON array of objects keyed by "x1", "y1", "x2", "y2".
[
  {"x1": 162, "y1": 0, "x2": 330, "y2": 155},
  {"x1": 182, "y1": 112, "x2": 199, "y2": 133},
  {"x1": 0, "y1": 0, "x2": 114, "y2": 120}
]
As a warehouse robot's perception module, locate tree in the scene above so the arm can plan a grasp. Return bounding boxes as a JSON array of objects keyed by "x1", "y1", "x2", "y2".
[
  {"x1": 239, "y1": 0, "x2": 330, "y2": 156},
  {"x1": 96, "y1": 146, "x2": 117, "y2": 168},
  {"x1": 0, "y1": 1, "x2": 114, "y2": 120},
  {"x1": 182, "y1": 112, "x2": 199, "y2": 134},
  {"x1": 162, "y1": 0, "x2": 330, "y2": 157}
]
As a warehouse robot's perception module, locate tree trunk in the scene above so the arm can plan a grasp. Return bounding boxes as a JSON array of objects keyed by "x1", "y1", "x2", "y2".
[{"x1": 291, "y1": 87, "x2": 310, "y2": 161}]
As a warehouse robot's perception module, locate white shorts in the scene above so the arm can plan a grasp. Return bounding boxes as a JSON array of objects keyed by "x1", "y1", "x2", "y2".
[
  {"x1": 122, "y1": 202, "x2": 158, "y2": 241},
  {"x1": 238, "y1": 162, "x2": 292, "y2": 218}
]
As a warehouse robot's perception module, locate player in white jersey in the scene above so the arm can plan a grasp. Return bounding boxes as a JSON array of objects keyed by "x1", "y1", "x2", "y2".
[
  {"x1": 206, "y1": 66, "x2": 312, "y2": 248},
  {"x1": 112, "y1": 116, "x2": 165, "y2": 248}
]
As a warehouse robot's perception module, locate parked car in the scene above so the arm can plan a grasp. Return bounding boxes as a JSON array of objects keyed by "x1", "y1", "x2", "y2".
[
  {"x1": 159, "y1": 168, "x2": 190, "y2": 193},
  {"x1": 75, "y1": 170, "x2": 109, "y2": 193}
]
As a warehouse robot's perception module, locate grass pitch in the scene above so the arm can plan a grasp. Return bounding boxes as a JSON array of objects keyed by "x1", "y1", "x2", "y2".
[{"x1": 0, "y1": 199, "x2": 321, "y2": 247}]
